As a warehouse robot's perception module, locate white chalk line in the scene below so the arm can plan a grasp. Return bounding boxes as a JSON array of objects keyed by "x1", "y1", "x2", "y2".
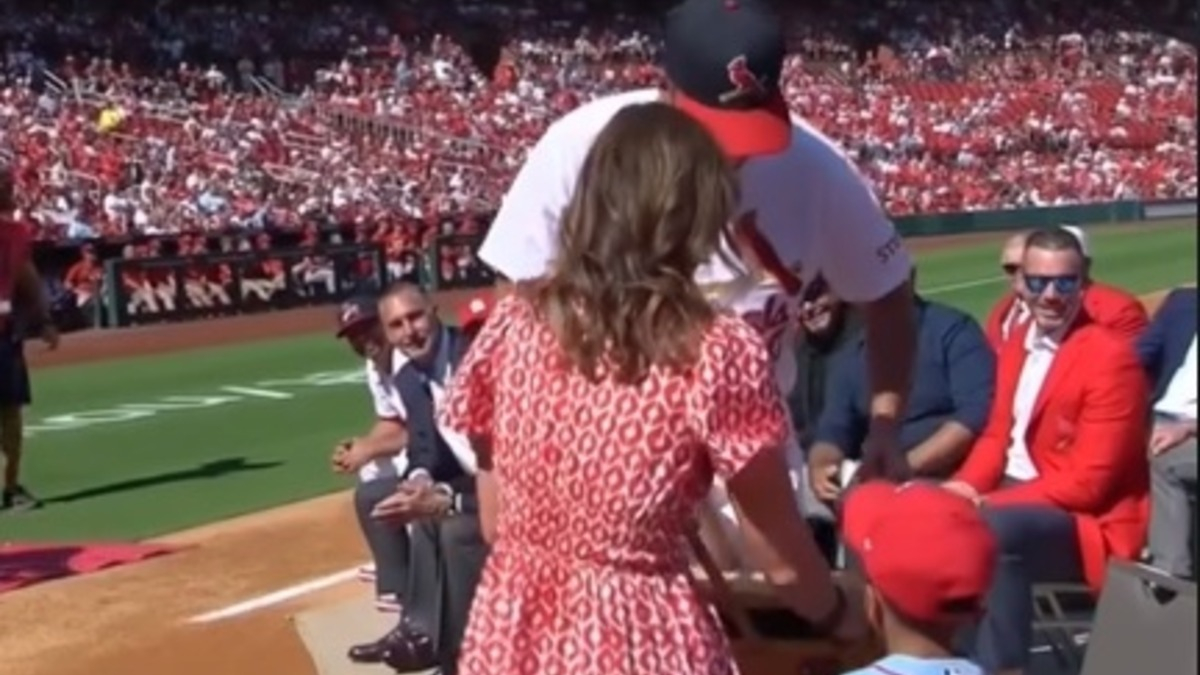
[
  {"x1": 922, "y1": 274, "x2": 1007, "y2": 295},
  {"x1": 183, "y1": 273, "x2": 1008, "y2": 626},
  {"x1": 191, "y1": 561, "x2": 1093, "y2": 658},
  {"x1": 187, "y1": 566, "x2": 360, "y2": 623}
]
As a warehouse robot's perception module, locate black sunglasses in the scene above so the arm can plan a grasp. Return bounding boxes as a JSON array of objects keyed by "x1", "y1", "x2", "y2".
[
  {"x1": 1001, "y1": 263, "x2": 1019, "y2": 276},
  {"x1": 1024, "y1": 274, "x2": 1081, "y2": 296}
]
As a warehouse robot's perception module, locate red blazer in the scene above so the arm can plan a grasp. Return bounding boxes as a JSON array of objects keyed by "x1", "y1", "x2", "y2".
[
  {"x1": 954, "y1": 314, "x2": 1150, "y2": 592},
  {"x1": 984, "y1": 282, "x2": 1148, "y2": 351}
]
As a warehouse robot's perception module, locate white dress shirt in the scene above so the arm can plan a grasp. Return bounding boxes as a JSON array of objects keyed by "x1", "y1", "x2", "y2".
[
  {"x1": 1004, "y1": 326, "x2": 1062, "y2": 481},
  {"x1": 1001, "y1": 297, "x2": 1031, "y2": 341},
  {"x1": 1155, "y1": 336, "x2": 1198, "y2": 421}
]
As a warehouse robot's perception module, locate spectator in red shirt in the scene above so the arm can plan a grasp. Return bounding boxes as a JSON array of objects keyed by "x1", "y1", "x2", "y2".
[
  {"x1": 64, "y1": 244, "x2": 104, "y2": 312},
  {"x1": 0, "y1": 169, "x2": 57, "y2": 511}
]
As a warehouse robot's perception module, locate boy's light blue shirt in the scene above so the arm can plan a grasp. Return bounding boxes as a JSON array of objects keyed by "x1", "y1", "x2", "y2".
[{"x1": 842, "y1": 654, "x2": 985, "y2": 675}]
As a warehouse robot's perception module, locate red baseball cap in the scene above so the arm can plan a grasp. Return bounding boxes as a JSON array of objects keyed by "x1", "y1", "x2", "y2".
[
  {"x1": 458, "y1": 294, "x2": 493, "y2": 332},
  {"x1": 663, "y1": 0, "x2": 791, "y2": 158},
  {"x1": 842, "y1": 481, "x2": 997, "y2": 624},
  {"x1": 335, "y1": 295, "x2": 378, "y2": 338}
]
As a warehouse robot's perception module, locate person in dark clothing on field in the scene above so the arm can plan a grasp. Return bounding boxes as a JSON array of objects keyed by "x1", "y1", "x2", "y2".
[{"x1": 0, "y1": 168, "x2": 58, "y2": 512}]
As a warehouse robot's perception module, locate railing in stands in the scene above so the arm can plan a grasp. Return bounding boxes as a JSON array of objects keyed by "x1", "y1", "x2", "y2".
[
  {"x1": 41, "y1": 69, "x2": 69, "y2": 96},
  {"x1": 317, "y1": 105, "x2": 505, "y2": 172},
  {"x1": 251, "y1": 74, "x2": 288, "y2": 101}
]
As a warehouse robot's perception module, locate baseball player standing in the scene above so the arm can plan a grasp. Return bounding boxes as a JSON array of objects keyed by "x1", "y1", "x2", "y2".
[
  {"x1": 478, "y1": 0, "x2": 917, "y2": 496},
  {"x1": 0, "y1": 168, "x2": 58, "y2": 511}
]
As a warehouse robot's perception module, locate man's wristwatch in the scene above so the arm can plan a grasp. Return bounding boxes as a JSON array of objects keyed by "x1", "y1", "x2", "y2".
[{"x1": 433, "y1": 483, "x2": 456, "y2": 513}]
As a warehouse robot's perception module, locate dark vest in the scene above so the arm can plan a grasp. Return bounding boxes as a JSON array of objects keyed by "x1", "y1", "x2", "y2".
[{"x1": 394, "y1": 327, "x2": 471, "y2": 483}]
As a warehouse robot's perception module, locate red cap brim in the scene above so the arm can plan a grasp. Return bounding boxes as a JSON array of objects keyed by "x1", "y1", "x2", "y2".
[
  {"x1": 673, "y1": 91, "x2": 791, "y2": 158},
  {"x1": 336, "y1": 318, "x2": 372, "y2": 339},
  {"x1": 840, "y1": 480, "x2": 897, "y2": 555}
]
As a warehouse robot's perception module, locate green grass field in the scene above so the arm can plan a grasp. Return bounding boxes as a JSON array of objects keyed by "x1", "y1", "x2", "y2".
[{"x1": 3, "y1": 221, "x2": 1196, "y2": 542}]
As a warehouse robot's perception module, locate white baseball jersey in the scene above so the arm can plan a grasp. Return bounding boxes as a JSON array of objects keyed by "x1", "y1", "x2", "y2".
[
  {"x1": 360, "y1": 349, "x2": 410, "y2": 483},
  {"x1": 479, "y1": 88, "x2": 910, "y2": 395},
  {"x1": 842, "y1": 655, "x2": 984, "y2": 675},
  {"x1": 478, "y1": 88, "x2": 911, "y2": 533}
]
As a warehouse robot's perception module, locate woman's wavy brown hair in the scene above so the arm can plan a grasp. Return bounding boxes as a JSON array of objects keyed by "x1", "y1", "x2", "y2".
[{"x1": 535, "y1": 102, "x2": 741, "y2": 384}]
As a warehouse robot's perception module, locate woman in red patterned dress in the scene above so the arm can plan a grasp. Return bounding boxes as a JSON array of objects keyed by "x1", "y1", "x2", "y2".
[{"x1": 442, "y1": 102, "x2": 858, "y2": 675}]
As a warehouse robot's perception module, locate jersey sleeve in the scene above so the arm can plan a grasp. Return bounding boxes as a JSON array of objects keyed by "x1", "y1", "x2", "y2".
[
  {"x1": 814, "y1": 154, "x2": 912, "y2": 303},
  {"x1": 366, "y1": 361, "x2": 405, "y2": 421},
  {"x1": 476, "y1": 125, "x2": 576, "y2": 282},
  {"x1": 441, "y1": 296, "x2": 518, "y2": 441},
  {"x1": 693, "y1": 317, "x2": 789, "y2": 480}
]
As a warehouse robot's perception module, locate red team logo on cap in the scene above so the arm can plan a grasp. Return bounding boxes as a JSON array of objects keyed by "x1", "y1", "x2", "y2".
[{"x1": 721, "y1": 55, "x2": 767, "y2": 103}]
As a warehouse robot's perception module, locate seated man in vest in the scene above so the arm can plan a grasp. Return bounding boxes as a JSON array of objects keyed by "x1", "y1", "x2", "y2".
[
  {"x1": 808, "y1": 269, "x2": 994, "y2": 502},
  {"x1": 984, "y1": 226, "x2": 1147, "y2": 349},
  {"x1": 1138, "y1": 286, "x2": 1198, "y2": 582},
  {"x1": 945, "y1": 227, "x2": 1150, "y2": 675},
  {"x1": 330, "y1": 296, "x2": 414, "y2": 644},
  {"x1": 369, "y1": 282, "x2": 487, "y2": 675}
]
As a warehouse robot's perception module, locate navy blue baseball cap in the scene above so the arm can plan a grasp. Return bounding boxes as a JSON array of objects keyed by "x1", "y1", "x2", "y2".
[
  {"x1": 664, "y1": 0, "x2": 791, "y2": 158},
  {"x1": 335, "y1": 295, "x2": 378, "y2": 337}
]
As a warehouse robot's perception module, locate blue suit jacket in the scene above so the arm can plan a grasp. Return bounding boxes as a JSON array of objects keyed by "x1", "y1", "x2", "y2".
[
  {"x1": 394, "y1": 326, "x2": 477, "y2": 511},
  {"x1": 1136, "y1": 287, "x2": 1198, "y2": 405},
  {"x1": 813, "y1": 298, "x2": 995, "y2": 464}
]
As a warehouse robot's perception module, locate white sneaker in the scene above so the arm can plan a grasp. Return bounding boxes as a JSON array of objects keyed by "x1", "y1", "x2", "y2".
[
  {"x1": 375, "y1": 594, "x2": 402, "y2": 613},
  {"x1": 356, "y1": 564, "x2": 376, "y2": 583}
]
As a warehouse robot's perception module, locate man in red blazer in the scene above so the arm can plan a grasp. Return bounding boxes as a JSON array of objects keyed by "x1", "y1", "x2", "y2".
[
  {"x1": 983, "y1": 226, "x2": 1148, "y2": 350},
  {"x1": 944, "y1": 227, "x2": 1150, "y2": 675}
]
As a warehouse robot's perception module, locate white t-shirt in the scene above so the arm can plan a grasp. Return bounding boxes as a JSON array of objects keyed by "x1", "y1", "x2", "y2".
[
  {"x1": 1155, "y1": 336, "x2": 1198, "y2": 421},
  {"x1": 479, "y1": 87, "x2": 912, "y2": 398},
  {"x1": 479, "y1": 88, "x2": 911, "y2": 529},
  {"x1": 360, "y1": 350, "x2": 410, "y2": 483}
]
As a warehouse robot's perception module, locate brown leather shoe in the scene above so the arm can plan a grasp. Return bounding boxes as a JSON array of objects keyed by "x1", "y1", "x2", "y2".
[{"x1": 347, "y1": 624, "x2": 432, "y2": 664}]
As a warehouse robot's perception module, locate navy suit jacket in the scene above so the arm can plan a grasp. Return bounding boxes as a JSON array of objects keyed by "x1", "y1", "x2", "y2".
[
  {"x1": 1136, "y1": 287, "x2": 1197, "y2": 405},
  {"x1": 394, "y1": 326, "x2": 477, "y2": 512},
  {"x1": 813, "y1": 298, "x2": 995, "y2": 464}
]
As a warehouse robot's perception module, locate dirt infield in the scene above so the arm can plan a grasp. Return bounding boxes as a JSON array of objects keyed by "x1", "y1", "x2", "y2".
[{"x1": 0, "y1": 227, "x2": 1182, "y2": 675}]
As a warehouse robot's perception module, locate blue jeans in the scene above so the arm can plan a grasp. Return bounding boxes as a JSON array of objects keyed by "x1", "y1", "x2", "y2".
[{"x1": 968, "y1": 504, "x2": 1084, "y2": 671}]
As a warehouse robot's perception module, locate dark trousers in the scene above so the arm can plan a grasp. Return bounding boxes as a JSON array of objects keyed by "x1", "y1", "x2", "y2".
[
  {"x1": 0, "y1": 339, "x2": 30, "y2": 407},
  {"x1": 968, "y1": 504, "x2": 1084, "y2": 671},
  {"x1": 404, "y1": 513, "x2": 489, "y2": 675},
  {"x1": 353, "y1": 477, "x2": 410, "y2": 598}
]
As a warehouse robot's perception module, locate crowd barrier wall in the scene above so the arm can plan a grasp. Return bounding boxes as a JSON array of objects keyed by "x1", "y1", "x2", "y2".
[
  {"x1": 29, "y1": 198, "x2": 1195, "y2": 330},
  {"x1": 892, "y1": 201, "x2": 1144, "y2": 237},
  {"x1": 97, "y1": 243, "x2": 386, "y2": 328}
]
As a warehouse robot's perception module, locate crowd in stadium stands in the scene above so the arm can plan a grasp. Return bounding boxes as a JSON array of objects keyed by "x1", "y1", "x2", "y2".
[{"x1": 0, "y1": 0, "x2": 1195, "y2": 295}]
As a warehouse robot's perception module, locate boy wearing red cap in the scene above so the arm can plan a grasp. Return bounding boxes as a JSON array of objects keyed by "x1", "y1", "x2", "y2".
[
  {"x1": 456, "y1": 294, "x2": 493, "y2": 339},
  {"x1": 840, "y1": 482, "x2": 996, "y2": 675}
]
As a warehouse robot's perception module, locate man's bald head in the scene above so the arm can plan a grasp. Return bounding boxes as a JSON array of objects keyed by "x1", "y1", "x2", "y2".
[
  {"x1": 1001, "y1": 232, "x2": 1028, "y2": 263},
  {"x1": 1000, "y1": 232, "x2": 1029, "y2": 294},
  {"x1": 378, "y1": 282, "x2": 441, "y2": 363}
]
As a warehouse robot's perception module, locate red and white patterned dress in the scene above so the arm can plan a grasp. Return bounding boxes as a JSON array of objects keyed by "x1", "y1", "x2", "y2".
[{"x1": 441, "y1": 296, "x2": 788, "y2": 675}]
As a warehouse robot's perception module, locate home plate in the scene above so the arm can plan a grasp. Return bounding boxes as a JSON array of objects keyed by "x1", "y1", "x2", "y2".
[{"x1": 293, "y1": 596, "x2": 437, "y2": 675}]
